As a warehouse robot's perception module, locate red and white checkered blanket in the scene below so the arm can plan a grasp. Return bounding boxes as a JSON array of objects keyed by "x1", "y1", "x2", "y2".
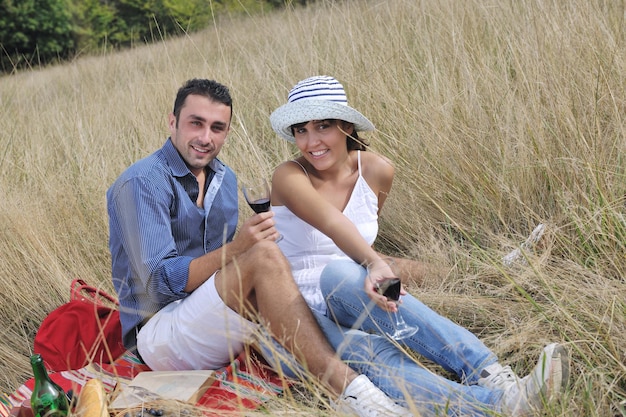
[{"x1": 1, "y1": 350, "x2": 286, "y2": 417}]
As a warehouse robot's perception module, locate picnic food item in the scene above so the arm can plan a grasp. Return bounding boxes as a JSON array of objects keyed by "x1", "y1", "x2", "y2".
[
  {"x1": 30, "y1": 354, "x2": 69, "y2": 417},
  {"x1": 74, "y1": 379, "x2": 108, "y2": 417}
]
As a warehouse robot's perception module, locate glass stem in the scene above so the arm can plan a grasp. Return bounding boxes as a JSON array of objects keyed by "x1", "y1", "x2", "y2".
[{"x1": 394, "y1": 310, "x2": 409, "y2": 329}]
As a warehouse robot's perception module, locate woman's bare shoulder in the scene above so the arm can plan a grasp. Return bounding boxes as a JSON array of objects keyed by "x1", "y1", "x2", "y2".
[
  {"x1": 361, "y1": 151, "x2": 395, "y2": 176},
  {"x1": 273, "y1": 158, "x2": 307, "y2": 177}
]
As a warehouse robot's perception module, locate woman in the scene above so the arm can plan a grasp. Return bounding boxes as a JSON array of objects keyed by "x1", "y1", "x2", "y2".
[{"x1": 269, "y1": 75, "x2": 569, "y2": 416}]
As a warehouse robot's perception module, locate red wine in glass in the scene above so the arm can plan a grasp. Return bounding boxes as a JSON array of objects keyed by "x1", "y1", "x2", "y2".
[
  {"x1": 242, "y1": 180, "x2": 282, "y2": 242},
  {"x1": 248, "y1": 198, "x2": 270, "y2": 214},
  {"x1": 378, "y1": 277, "x2": 418, "y2": 340},
  {"x1": 242, "y1": 180, "x2": 271, "y2": 212},
  {"x1": 380, "y1": 278, "x2": 401, "y2": 300}
]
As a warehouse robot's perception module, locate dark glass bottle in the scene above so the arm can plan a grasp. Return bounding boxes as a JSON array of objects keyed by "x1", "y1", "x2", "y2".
[{"x1": 30, "y1": 354, "x2": 69, "y2": 417}]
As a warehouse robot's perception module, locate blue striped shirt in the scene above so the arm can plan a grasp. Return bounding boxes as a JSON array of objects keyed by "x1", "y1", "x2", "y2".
[{"x1": 107, "y1": 138, "x2": 238, "y2": 351}]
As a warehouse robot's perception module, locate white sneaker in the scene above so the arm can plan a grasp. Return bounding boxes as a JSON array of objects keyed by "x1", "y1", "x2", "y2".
[
  {"x1": 332, "y1": 375, "x2": 413, "y2": 416},
  {"x1": 497, "y1": 343, "x2": 569, "y2": 416},
  {"x1": 477, "y1": 363, "x2": 520, "y2": 391}
]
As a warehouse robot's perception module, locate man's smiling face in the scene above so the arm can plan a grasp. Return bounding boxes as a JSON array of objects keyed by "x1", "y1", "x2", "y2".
[{"x1": 169, "y1": 94, "x2": 231, "y2": 177}]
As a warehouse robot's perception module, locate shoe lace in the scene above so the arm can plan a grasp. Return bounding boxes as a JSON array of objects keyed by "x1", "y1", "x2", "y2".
[{"x1": 483, "y1": 365, "x2": 518, "y2": 389}]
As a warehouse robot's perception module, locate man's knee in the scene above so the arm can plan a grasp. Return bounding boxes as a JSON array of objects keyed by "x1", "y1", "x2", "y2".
[{"x1": 246, "y1": 240, "x2": 290, "y2": 273}]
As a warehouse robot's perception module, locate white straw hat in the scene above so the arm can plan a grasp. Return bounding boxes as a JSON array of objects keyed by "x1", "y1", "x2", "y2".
[{"x1": 270, "y1": 75, "x2": 375, "y2": 143}]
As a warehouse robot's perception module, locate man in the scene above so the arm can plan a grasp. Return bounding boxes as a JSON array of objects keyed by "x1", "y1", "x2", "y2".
[{"x1": 106, "y1": 78, "x2": 410, "y2": 417}]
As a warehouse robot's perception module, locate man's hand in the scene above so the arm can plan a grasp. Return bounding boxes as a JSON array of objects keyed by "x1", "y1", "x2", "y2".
[
  {"x1": 187, "y1": 212, "x2": 279, "y2": 293},
  {"x1": 235, "y1": 211, "x2": 280, "y2": 249}
]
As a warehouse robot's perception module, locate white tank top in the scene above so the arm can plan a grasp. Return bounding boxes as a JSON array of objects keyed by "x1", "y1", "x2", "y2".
[{"x1": 272, "y1": 151, "x2": 379, "y2": 315}]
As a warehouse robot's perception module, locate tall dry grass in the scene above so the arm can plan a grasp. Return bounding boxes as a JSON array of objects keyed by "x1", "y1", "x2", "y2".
[{"x1": 0, "y1": 0, "x2": 624, "y2": 415}]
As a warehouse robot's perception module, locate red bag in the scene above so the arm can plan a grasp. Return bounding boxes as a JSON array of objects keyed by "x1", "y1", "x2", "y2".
[{"x1": 33, "y1": 279, "x2": 126, "y2": 371}]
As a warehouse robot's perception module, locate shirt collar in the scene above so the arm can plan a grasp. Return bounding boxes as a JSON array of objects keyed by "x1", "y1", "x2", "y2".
[{"x1": 163, "y1": 138, "x2": 225, "y2": 177}]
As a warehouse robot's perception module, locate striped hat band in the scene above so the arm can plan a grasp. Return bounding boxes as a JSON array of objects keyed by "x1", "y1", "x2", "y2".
[{"x1": 270, "y1": 75, "x2": 374, "y2": 143}]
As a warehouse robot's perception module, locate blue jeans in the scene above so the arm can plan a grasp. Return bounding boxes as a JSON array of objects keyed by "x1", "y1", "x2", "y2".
[
  {"x1": 321, "y1": 259, "x2": 498, "y2": 383},
  {"x1": 260, "y1": 259, "x2": 507, "y2": 416}
]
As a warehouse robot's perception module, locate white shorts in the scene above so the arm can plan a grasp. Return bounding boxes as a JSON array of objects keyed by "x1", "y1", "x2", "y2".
[{"x1": 137, "y1": 272, "x2": 258, "y2": 370}]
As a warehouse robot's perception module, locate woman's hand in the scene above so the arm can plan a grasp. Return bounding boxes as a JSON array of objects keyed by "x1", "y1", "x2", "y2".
[{"x1": 364, "y1": 258, "x2": 401, "y2": 312}]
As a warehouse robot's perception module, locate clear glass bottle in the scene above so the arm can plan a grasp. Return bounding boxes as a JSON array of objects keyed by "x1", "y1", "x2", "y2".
[{"x1": 30, "y1": 354, "x2": 69, "y2": 417}]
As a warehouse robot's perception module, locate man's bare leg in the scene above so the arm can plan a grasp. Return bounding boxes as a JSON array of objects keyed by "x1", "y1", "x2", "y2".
[
  {"x1": 384, "y1": 254, "x2": 450, "y2": 287},
  {"x1": 214, "y1": 240, "x2": 353, "y2": 396}
]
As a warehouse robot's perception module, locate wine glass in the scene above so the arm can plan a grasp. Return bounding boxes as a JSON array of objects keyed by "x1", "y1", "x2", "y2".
[
  {"x1": 370, "y1": 260, "x2": 418, "y2": 340},
  {"x1": 241, "y1": 179, "x2": 282, "y2": 242}
]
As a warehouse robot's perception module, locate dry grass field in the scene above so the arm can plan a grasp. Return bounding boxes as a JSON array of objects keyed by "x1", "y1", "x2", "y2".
[{"x1": 0, "y1": 0, "x2": 624, "y2": 415}]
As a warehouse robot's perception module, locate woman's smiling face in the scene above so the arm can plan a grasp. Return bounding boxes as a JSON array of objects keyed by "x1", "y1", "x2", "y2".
[{"x1": 292, "y1": 119, "x2": 354, "y2": 169}]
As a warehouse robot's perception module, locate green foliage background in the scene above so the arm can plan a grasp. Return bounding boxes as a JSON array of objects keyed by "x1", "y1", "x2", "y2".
[
  {"x1": 0, "y1": 0, "x2": 307, "y2": 72},
  {"x1": 0, "y1": 0, "x2": 75, "y2": 69}
]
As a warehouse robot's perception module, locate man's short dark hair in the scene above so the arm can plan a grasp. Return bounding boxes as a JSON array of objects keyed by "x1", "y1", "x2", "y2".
[{"x1": 173, "y1": 79, "x2": 233, "y2": 125}]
